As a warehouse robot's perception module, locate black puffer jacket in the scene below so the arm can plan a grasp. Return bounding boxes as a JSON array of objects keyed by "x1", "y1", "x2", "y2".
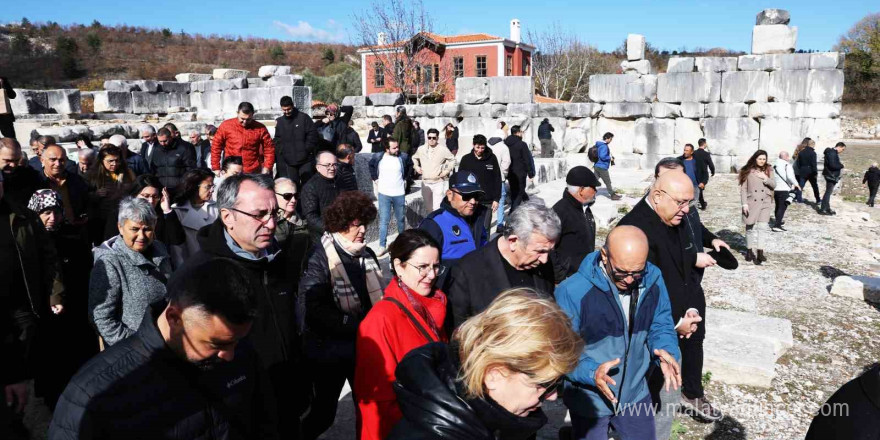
[
  {"x1": 389, "y1": 342, "x2": 548, "y2": 440},
  {"x1": 182, "y1": 220, "x2": 297, "y2": 371},
  {"x1": 335, "y1": 162, "x2": 359, "y2": 192},
  {"x1": 822, "y1": 147, "x2": 844, "y2": 182},
  {"x1": 148, "y1": 139, "x2": 197, "y2": 190},
  {"x1": 274, "y1": 109, "x2": 318, "y2": 167},
  {"x1": 795, "y1": 146, "x2": 818, "y2": 177},
  {"x1": 48, "y1": 304, "x2": 279, "y2": 440},
  {"x1": 300, "y1": 175, "x2": 339, "y2": 241},
  {"x1": 864, "y1": 166, "x2": 880, "y2": 187},
  {"x1": 297, "y1": 239, "x2": 378, "y2": 363}
]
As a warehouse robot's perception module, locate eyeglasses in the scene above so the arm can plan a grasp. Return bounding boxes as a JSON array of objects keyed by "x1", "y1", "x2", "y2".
[
  {"x1": 200, "y1": 183, "x2": 216, "y2": 190},
  {"x1": 452, "y1": 190, "x2": 480, "y2": 202},
  {"x1": 227, "y1": 207, "x2": 278, "y2": 225},
  {"x1": 405, "y1": 261, "x2": 447, "y2": 278},
  {"x1": 276, "y1": 192, "x2": 296, "y2": 201},
  {"x1": 537, "y1": 376, "x2": 565, "y2": 402},
  {"x1": 317, "y1": 163, "x2": 338, "y2": 169},
  {"x1": 658, "y1": 189, "x2": 694, "y2": 210}
]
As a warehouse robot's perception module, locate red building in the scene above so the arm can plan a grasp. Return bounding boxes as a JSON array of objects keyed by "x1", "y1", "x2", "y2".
[{"x1": 358, "y1": 19, "x2": 535, "y2": 102}]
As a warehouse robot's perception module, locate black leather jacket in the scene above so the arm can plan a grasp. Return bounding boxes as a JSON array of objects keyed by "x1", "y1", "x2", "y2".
[{"x1": 389, "y1": 342, "x2": 548, "y2": 440}]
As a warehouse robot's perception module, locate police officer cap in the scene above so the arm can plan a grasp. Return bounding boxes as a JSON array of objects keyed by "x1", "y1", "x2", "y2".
[{"x1": 449, "y1": 171, "x2": 484, "y2": 195}]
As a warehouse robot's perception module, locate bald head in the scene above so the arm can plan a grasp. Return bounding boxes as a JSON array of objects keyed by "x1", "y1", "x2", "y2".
[
  {"x1": 779, "y1": 151, "x2": 790, "y2": 160},
  {"x1": 602, "y1": 225, "x2": 648, "y2": 290},
  {"x1": 649, "y1": 171, "x2": 694, "y2": 227}
]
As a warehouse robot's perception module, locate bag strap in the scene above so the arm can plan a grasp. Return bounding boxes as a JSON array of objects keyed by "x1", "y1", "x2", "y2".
[{"x1": 384, "y1": 297, "x2": 437, "y2": 343}]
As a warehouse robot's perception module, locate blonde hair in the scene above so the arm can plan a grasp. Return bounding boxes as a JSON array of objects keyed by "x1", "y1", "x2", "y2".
[{"x1": 453, "y1": 288, "x2": 584, "y2": 399}]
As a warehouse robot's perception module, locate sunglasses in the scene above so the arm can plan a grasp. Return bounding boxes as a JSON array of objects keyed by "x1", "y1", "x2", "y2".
[
  {"x1": 427, "y1": 136, "x2": 438, "y2": 140},
  {"x1": 452, "y1": 190, "x2": 479, "y2": 201},
  {"x1": 276, "y1": 192, "x2": 296, "y2": 201},
  {"x1": 538, "y1": 376, "x2": 565, "y2": 402}
]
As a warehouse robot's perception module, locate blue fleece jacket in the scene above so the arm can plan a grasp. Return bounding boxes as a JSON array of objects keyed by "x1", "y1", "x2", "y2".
[
  {"x1": 555, "y1": 251, "x2": 680, "y2": 418},
  {"x1": 594, "y1": 141, "x2": 612, "y2": 170}
]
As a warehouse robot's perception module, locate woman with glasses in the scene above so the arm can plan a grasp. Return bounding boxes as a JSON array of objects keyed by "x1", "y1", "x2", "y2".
[
  {"x1": 170, "y1": 168, "x2": 217, "y2": 268},
  {"x1": 299, "y1": 190, "x2": 383, "y2": 439},
  {"x1": 738, "y1": 149, "x2": 775, "y2": 265},
  {"x1": 87, "y1": 146, "x2": 136, "y2": 245},
  {"x1": 355, "y1": 229, "x2": 448, "y2": 440},
  {"x1": 102, "y1": 174, "x2": 186, "y2": 248},
  {"x1": 388, "y1": 288, "x2": 583, "y2": 439}
]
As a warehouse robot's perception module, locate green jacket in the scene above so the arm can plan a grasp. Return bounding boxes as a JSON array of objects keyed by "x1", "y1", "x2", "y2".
[
  {"x1": 392, "y1": 117, "x2": 413, "y2": 154},
  {"x1": 5, "y1": 199, "x2": 65, "y2": 315}
]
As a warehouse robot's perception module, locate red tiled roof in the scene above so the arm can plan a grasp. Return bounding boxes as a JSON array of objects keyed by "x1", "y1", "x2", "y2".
[
  {"x1": 359, "y1": 31, "x2": 506, "y2": 51},
  {"x1": 535, "y1": 95, "x2": 567, "y2": 103}
]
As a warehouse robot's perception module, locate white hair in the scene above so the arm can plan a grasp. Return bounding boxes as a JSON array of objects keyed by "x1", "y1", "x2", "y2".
[
  {"x1": 109, "y1": 134, "x2": 128, "y2": 148},
  {"x1": 566, "y1": 185, "x2": 581, "y2": 195},
  {"x1": 117, "y1": 197, "x2": 157, "y2": 227},
  {"x1": 274, "y1": 177, "x2": 296, "y2": 191},
  {"x1": 504, "y1": 201, "x2": 561, "y2": 244},
  {"x1": 139, "y1": 124, "x2": 156, "y2": 135},
  {"x1": 77, "y1": 148, "x2": 96, "y2": 160}
]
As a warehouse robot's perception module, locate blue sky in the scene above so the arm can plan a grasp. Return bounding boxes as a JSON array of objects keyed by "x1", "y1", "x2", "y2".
[{"x1": 2, "y1": 1, "x2": 873, "y2": 52}]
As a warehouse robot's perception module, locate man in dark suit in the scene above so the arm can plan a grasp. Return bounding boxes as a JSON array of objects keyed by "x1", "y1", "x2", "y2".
[
  {"x1": 693, "y1": 138, "x2": 715, "y2": 210},
  {"x1": 552, "y1": 166, "x2": 599, "y2": 280},
  {"x1": 188, "y1": 130, "x2": 212, "y2": 170},
  {"x1": 448, "y1": 201, "x2": 559, "y2": 330},
  {"x1": 0, "y1": 77, "x2": 16, "y2": 139},
  {"x1": 617, "y1": 170, "x2": 729, "y2": 423}
]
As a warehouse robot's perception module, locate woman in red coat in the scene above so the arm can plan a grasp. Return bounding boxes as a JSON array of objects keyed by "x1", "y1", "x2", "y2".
[{"x1": 355, "y1": 229, "x2": 448, "y2": 440}]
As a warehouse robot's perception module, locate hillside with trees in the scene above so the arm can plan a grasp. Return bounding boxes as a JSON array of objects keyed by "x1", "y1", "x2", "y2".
[{"x1": 0, "y1": 18, "x2": 361, "y2": 103}]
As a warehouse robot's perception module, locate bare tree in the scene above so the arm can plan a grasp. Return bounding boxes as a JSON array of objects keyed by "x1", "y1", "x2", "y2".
[
  {"x1": 527, "y1": 26, "x2": 606, "y2": 102},
  {"x1": 352, "y1": 0, "x2": 453, "y2": 103}
]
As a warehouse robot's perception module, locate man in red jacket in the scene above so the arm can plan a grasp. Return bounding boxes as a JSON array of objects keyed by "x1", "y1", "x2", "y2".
[{"x1": 211, "y1": 102, "x2": 275, "y2": 174}]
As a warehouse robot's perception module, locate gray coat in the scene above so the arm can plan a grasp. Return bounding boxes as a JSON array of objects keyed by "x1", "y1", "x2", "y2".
[
  {"x1": 88, "y1": 236, "x2": 172, "y2": 346},
  {"x1": 740, "y1": 169, "x2": 776, "y2": 225}
]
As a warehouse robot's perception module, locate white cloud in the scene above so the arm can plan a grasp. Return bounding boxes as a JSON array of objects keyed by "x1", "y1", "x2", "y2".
[{"x1": 273, "y1": 19, "x2": 346, "y2": 43}]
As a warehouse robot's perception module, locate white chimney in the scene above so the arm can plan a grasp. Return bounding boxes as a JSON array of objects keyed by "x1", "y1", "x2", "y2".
[
  {"x1": 510, "y1": 19, "x2": 521, "y2": 43},
  {"x1": 377, "y1": 32, "x2": 388, "y2": 46}
]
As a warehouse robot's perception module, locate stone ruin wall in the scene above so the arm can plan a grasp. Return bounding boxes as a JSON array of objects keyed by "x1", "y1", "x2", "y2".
[
  {"x1": 345, "y1": 10, "x2": 844, "y2": 173},
  {"x1": 9, "y1": 10, "x2": 846, "y2": 173}
]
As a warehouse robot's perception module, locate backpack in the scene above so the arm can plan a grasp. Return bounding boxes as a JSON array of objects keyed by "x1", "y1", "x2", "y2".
[{"x1": 587, "y1": 143, "x2": 599, "y2": 163}]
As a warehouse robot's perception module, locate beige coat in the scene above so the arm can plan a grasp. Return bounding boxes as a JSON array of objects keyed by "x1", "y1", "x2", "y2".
[
  {"x1": 740, "y1": 168, "x2": 776, "y2": 225},
  {"x1": 412, "y1": 144, "x2": 456, "y2": 181}
]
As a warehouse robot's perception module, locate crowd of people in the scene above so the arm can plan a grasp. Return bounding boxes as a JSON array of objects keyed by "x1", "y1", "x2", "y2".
[{"x1": 0, "y1": 91, "x2": 872, "y2": 440}]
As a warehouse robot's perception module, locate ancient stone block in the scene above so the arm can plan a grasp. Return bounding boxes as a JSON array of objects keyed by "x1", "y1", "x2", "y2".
[
  {"x1": 190, "y1": 79, "x2": 247, "y2": 93},
  {"x1": 488, "y1": 77, "x2": 533, "y2": 104},
  {"x1": 625, "y1": 75, "x2": 656, "y2": 103},
  {"x1": 720, "y1": 71, "x2": 769, "y2": 103},
  {"x1": 756, "y1": 9, "x2": 790, "y2": 25},
  {"x1": 258, "y1": 65, "x2": 291, "y2": 78},
  {"x1": 595, "y1": 118, "x2": 636, "y2": 154},
  {"x1": 459, "y1": 105, "x2": 481, "y2": 118},
  {"x1": 751, "y1": 25, "x2": 797, "y2": 55},
  {"x1": 652, "y1": 103, "x2": 681, "y2": 118},
  {"x1": 190, "y1": 91, "x2": 222, "y2": 116},
  {"x1": 537, "y1": 103, "x2": 564, "y2": 118},
  {"x1": 130, "y1": 92, "x2": 168, "y2": 114},
  {"x1": 633, "y1": 118, "x2": 675, "y2": 155},
  {"x1": 103, "y1": 80, "x2": 138, "y2": 92},
  {"x1": 175, "y1": 73, "x2": 213, "y2": 82},
  {"x1": 773, "y1": 53, "x2": 811, "y2": 70},
  {"x1": 10, "y1": 89, "x2": 49, "y2": 115},
  {"x1": 704, "y1": 308, "x2": 792, "y2": 388},
  {"x1": 758, "y1": 117, "x2": 841, "y2": 155},
  {"x1": 621, "y1": 60, "x2": 651, "y2": 75},
  {"x1": 695, "y1": 57, "x2": 738, "y2": 72},
  {"x1": 368, "y1": 93, "x2": 405, "y2": 106},
  {"x1": 680, "y1": 102, "x2": 705, "y2": 119},
  {"x1": 563, "y1": 103, "x2": 602, "y2": 118},
  {"x1": 507, "y1": 103, "x2": 537, "y2": 118},
  {"x1": 89, "y1": 124, "x2": 128, "y2": 140},
  {"x1": 157, "y1": 81, "x2": 191, "y2": 93},
  {"x1": 667, "y1": 57, "x2": 695, "y2": 73},
  {"x1": 748, "y1": 102, "x2": 841, "y2": 119},
  {"x1": 166, "y1": 92, "x2": 190, "y2": 109},
  {"x1": 425, "y1": 104, "x2": 443, "y2": 118},
  {"x1": 627, "y1": 34, "x2": 645, "y2": 61},
  {"x1": 213, "y1": 69, "x2": 249, "y2": 80},
  {"x1": 247, "y1": 77, "x2": 269, "y2": 88},
  {"x1": 830, "y1": 276, "x2": 864, "y2": 300},
  {"x1": 738, "y1": 55, "x2": 774, "y2": 71},
  {"x1": 601, "y1": 103, "x2": 652, "y2": 119},
  {"x1": 455, "y1": 77, "x2": 490, "y2": 104},
  {"x1": 674, "y1": 118, "x2": 704, "y2": 151},
  {"x1": 267, "y1": 75, "x2": 304, "y2": 87},
  {"x1": 705, "y1": 102, "x2": 749, "y2": 118},
  {"x1": 701, "y1": 117, "x2": 759, "y2": 156},
  {"x1": 561, "y1": 118, "x2": 592, "y2": 153},
  {"x1": 441, "y1": 103, "x2": 462, "y2": 118},
  {"x1": 657, "y1": 72, "x2": 721, "y2": 103},
  {"x1": 810, "y1": 52, "x2": 840, "y2": 70},
  {"x1": 407, "y1": 104, "x2": 426, "y2": 117},
  {"x1": 92, "y1": 91, "x2": 133, "y2": 113},
  {"x1": 266, "y1": 86, "x2": 310, "y2": 111},
  {"x1": 478, "y1": 103, "x2": 507, "y2": 118},
  {"x1": 589, "y1": 75, "x2": 636, "y2": 103},
  {"x1": 33, "y1": 125, "x2": 92, "y2": 143},
  {"x1": 768, "y1": 70, "x2": 844, "y2": 102},
  {"x1": 342, "y1": 96, "x2": 371, "y2": 106}
]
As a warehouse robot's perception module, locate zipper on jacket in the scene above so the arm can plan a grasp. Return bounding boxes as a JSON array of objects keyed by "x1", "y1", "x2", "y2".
[
  {"x1": 10, "y1": 220, "x2": 39, "y2": 319},
  {"x1": 613, "y1": 286, "x2": 647, "y2": 415}
]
